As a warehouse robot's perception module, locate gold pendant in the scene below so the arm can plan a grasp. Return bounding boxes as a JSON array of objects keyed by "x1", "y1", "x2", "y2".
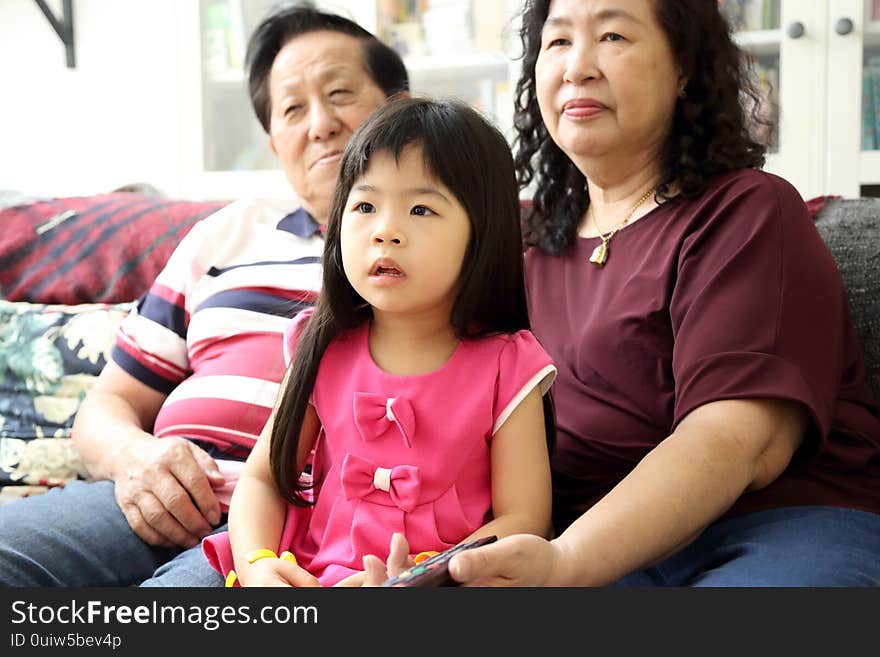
[{"x1": 589, "y1": 241, "x2": 608, "y2": 267}]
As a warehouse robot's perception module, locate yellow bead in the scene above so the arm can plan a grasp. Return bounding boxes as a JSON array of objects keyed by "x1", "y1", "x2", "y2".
[
  {"x1": 224, "y1": 570, "x2": 238, "y2": 587},
  {"x1": 245, "y1": 548, "x2": 278, "y2": 564}
]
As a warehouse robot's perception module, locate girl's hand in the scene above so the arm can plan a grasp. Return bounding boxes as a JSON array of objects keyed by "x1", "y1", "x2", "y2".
[
  {"x1": 240, "y1": 558, "x2": 321, "y2": 587},
  {"x1": 447, "y1": 534, "x2": 563, "y2": 587},
  {"x1": 345, "y1": 533, "x2": 413, "y2": 587}
]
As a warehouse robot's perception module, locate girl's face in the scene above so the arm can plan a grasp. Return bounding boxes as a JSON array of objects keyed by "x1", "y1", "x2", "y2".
[
  {"x1": 340, "y1": 145, "x2": 472, "y2": 322},
  {"x1": 535, "y1": 0, "x2": 682, "y2": 169}
]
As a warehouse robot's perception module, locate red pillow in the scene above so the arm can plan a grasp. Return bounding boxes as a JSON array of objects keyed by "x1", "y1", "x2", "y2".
[
  {"x1": 805, "y1": 195, "x2": 841, "y2": 221},
  {"x1": 0, "y1": 193, "x2": 229, "y2": 304}
]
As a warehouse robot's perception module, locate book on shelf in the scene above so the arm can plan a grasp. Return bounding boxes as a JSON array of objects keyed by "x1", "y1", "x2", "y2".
[
  {"x1": 874, "y1": 0, "x2": 880, "y2": 22},
  {"x1": 863, "y1": 66, "x2": 877, "y2": 152},
  {"x1": 868, "y1": 57, "x2": 880, "y2": 153},
  {"x1": 201, "y1": 0, "x2": 246, "y2": 78},
  {"x1": 718, "y1": 0, "x2": 779, "y2": 32}
]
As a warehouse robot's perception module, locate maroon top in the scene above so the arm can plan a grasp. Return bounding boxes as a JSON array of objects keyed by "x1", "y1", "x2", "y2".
[{"x1": 525, "y1": 169, "x2": 880, "y2": 532}]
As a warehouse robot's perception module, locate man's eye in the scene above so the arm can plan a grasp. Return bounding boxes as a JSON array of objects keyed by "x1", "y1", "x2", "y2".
[
  {"x1": 284, "y1": 105, "x2": 302, "y2": 116},
  {"x1": 355, "y1": 202, "x2": 375, "y2": 213},
  {"x1": 411, "y1": 205, "x2": 435, "y2": 216}
]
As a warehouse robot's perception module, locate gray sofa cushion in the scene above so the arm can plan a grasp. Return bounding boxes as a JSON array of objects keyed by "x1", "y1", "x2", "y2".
[{"x1": 813, "y1": 198, "x2": 880, "y2": 400}]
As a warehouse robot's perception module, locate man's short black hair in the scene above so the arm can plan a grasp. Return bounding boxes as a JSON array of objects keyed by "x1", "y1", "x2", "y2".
[{"x1": 246, "y1": 4, "x2": 410, "y2": 132}]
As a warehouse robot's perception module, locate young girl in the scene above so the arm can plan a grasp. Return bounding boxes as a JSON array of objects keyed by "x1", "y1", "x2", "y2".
[{"x1": 203, "y1": 97, "x2": 556, "y2": 587}]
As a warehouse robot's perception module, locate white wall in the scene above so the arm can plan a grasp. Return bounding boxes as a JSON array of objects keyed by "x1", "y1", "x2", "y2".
[{"x1": 0, "y1": 0, "x2": 186, "y2": 197}]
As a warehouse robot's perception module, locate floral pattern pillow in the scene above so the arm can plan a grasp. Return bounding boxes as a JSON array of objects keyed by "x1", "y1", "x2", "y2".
[{"x1": 0, "y1": 300, "x2": 133, "y2": 493}]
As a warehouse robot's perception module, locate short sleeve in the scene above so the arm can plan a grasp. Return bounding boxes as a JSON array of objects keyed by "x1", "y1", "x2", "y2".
[
  {"x1": 670, "y1": 172, "x2": 845, "y2": 441},
  {"x1": 283, "y1": 306, "x2": 315, "y2": 366},
  {"x1": 492, "y1": 330, "x2": 557, "y2": 434}
]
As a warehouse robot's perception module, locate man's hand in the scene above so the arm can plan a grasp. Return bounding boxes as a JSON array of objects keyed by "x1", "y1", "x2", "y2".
[{"x1": 113, "y1": 436, "x2": 225, "y2": 548}]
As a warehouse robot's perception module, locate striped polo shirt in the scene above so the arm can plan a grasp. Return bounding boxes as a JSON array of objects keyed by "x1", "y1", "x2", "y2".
[{"x1": 111, "y1": 198, "x2": 323, "y2": 457}]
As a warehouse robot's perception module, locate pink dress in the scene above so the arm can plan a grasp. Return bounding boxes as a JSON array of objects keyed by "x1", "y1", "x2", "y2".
[{"x1": 203, "y1": 309, "x2": 556, "y2": 585}]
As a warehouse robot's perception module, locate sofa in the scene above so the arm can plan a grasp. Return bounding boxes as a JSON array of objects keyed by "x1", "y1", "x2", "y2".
[
  {"x1": 0, "y1": 191, "x2": 228, "y2": 502},
  {"x1": 0, "y1": 192, "x2": 877, "y2": 504}
]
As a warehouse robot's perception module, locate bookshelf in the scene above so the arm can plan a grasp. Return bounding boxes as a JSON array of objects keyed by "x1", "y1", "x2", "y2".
[
  {"x1": 178, "y1": 0, "x2": 521, "y2": 200},
  {"x1": 180, "y1": 1, "x2": 877, "y2": 200},
  {"x1": 726, "y1": 0, "x2": 880, "y2": 198}
]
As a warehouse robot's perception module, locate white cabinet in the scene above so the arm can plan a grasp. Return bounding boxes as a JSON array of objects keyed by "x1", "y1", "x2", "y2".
[
  {"x1": 179, "y1": 0, "x2": 522, "y2": 201},
  {"x1": 729, "y1": 0, "x2": 879, "y2": 199}
]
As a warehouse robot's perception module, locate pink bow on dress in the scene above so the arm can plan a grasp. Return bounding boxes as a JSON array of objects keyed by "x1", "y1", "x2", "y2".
[
  {"x1": 353, "y1": 392, "x2": 416, "y2": 447},
  {"x1": 339, "y1": 452, "x2": 422, "y2": 512}
]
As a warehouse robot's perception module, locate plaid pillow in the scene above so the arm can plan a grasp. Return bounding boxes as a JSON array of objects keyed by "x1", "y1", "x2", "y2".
[{"x1": 0, "y1": 193, "x2": 228, "y2": 304}]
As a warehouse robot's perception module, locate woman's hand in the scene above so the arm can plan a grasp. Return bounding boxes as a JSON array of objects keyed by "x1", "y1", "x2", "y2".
[{"x1": 448, "y1": 534, "x2": 565, "y2": 587}]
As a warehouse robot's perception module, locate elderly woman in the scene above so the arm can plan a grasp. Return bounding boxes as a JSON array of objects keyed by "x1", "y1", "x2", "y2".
[
  {"x1": 436, "y1": 0, "x2": 880, "y2": 587},
  {"x1": 0, "y1": 6, "x2": 408, "y2": 587}
]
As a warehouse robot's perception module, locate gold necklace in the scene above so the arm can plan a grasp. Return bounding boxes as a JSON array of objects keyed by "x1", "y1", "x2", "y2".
[{"x1": 588, "y1": 189, "x2": 653, "y2": 267}]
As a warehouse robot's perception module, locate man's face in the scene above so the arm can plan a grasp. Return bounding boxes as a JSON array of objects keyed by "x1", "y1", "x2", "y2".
[{"x1": 267, "y1": 30, "x2": 388, "y2": 223}]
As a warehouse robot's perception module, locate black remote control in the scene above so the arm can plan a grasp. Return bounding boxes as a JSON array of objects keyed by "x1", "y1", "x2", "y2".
[{"x1": 379, "y1": 535, "x2": 497, "y2": 587}]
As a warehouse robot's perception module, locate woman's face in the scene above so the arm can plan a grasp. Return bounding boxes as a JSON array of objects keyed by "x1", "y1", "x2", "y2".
[
  {"x1": 535, "y1": 0, "x2": 682, "y2": 169},
  {"x1": 267, "y1": 30, "x2": 388, "y2": 223}
]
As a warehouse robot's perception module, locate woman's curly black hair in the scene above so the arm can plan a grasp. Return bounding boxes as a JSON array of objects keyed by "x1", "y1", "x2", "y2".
[{"x1": 515, "y1": 0, "x2": 772, "y2": 254}]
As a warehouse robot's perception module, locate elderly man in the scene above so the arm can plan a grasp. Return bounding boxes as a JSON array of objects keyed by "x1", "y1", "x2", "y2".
[{"x1": 0, "y1": 5, "x2": 408, "y2": 587}]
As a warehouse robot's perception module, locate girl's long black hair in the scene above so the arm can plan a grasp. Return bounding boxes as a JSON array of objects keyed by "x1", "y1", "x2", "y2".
[{"x1": 271, "y1": 96, "x2": 555, "y2": 504}]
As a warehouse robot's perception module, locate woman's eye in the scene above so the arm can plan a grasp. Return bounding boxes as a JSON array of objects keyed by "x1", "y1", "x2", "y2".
[
  {"x1": 411, "y1": 205, "x2": 435, "y2": 216},
  {"x1": 546, "y1": 37, "x2": 569, "y2": 48},
  {"x1": 354, "y1": 201, "x2": 375, "y2": 213},
  {"x1": 600, "y1": 32, "x2": 624, "y2": 42}
]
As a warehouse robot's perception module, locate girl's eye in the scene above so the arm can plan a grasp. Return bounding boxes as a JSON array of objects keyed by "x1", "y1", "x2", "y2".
[
  {"x1": 354, "y1": 201, "x2": 375, "y2": 213},
  {"x1": 410, "y1": 205, "x2": 435, "y2": 216}
]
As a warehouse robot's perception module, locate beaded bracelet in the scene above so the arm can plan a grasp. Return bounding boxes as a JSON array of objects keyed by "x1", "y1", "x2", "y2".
[
  {"x1": 224, "y1": 550, "x2": 298, "y2": 587},
  {"x1": 412, "y1": 551, "x2": 439, "y2": 564},
  {"x1": 245, "y1": 548, "x2": 298, "y2": 565}
]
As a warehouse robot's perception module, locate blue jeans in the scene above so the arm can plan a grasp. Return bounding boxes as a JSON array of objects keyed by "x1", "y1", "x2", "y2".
[
  {"x1": 0, "y1": 480, "x2": 224, "y2": 587},
  {"x1": 613, "y1": 506, "x2": 880, "y2": 586}
]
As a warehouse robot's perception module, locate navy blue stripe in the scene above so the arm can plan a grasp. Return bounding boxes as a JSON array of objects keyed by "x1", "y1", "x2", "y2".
[
  {"x1": 139, "y1": 292, "x2": 188, "y2": 339},
  {"x1": 0, "y1": 199, "x2": 122, "y2": 271},
  {"x1": 195, "y1": 288, "x2": 314, "y2": 318},
  {"x1": 24, "y1": 200, "x2": 168, "y2": 297},
  {"x1": 111, "y1": 344, "x2": 179, "y2": 395},
  {"x1": 206, "y1": 255, "x2": 320, "y2": 277}
]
